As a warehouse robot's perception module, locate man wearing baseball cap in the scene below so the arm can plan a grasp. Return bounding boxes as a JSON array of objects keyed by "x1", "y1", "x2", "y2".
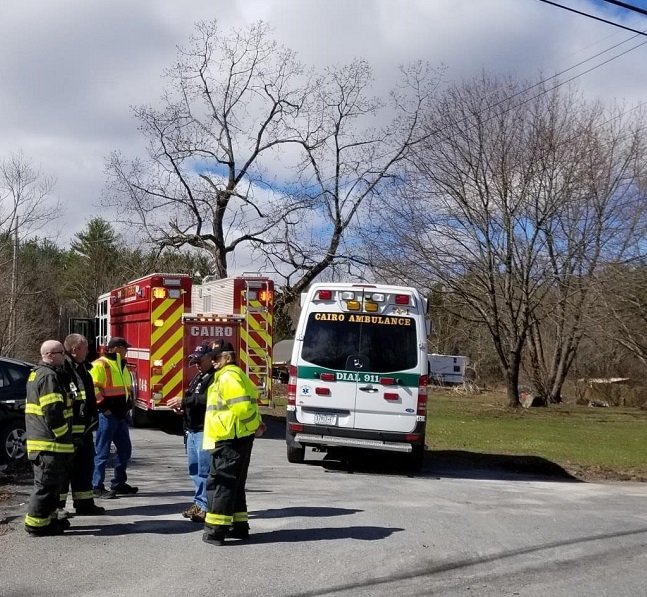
[
  {"x1": 90, "y1": 337, "x2": 138, "y2": 498},
  {"x1": 167, "y1": 341, "x2": 216, "y2": 522}
]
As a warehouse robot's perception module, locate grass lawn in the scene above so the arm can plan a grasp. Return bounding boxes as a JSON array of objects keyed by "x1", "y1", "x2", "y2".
[
  {"x1": 427, "y1": 388, "x2": 647, "y2": 481},
  {"x1": 266, "y1": 385, "x2": 647, "y2": 481}
]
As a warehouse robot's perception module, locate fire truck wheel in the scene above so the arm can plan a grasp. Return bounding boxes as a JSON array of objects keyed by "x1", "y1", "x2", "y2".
[
  {"x1": 287, "y1": 445, "x2": 305, "y2": 464},
  {"x1": 131, "y1": 407, "x2": 151, "y2": 428}
]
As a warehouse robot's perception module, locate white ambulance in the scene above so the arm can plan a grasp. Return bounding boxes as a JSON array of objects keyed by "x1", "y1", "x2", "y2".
[{"x1": 285, "y1": 283, "x2": 430, "y2": 470}]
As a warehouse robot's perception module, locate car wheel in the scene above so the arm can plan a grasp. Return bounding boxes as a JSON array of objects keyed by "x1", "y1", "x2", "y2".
[{"x1": 0, "y1": 418, "x2": 27, "y2": 463}]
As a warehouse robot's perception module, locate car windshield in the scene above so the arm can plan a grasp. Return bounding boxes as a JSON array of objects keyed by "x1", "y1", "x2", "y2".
[{"x1": 301, "y1": 313, "x2": 418, "y2": 372}]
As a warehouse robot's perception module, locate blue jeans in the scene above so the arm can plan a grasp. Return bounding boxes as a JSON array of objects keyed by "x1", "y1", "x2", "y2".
[
  {"x1": 186, "y1": 430, "x2": 210, "y2": 511},
  {"x1": 93, "y1": 413, "x2": 132, "y2": 490}
]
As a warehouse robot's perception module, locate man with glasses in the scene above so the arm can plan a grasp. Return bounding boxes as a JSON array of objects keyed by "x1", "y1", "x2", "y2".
[
  {"x1": 24, "y1": 340, "x2": 74, "y2": 536},
  {"x1": 56, "y1": 334, "x2": 106, "y2": 517}
]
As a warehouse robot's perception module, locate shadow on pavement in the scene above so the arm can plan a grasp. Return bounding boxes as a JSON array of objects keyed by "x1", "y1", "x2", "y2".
[
  {"x1": 426, "y1": 449, "x2": 580, "y2": 482},
  {"x1": 67, "y1": 518, "x2": 200, "y2": 536},
  {"x1": 97, "y1": 501, "x2": 189, "y2": 517},
  {"x1": 251, "y1": 506, "x2": 362, "y2": 519},
  {"x1": 227, "y1": 525, "x2": 403, "y2": 545},
  {"x1": 308, "y1": 447, "x2": 579, "y2": 483}
]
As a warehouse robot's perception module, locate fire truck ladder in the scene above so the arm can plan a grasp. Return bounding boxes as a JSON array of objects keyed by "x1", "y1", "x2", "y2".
[{"x1": 242, "y1": 278, "x2": 273, "y2": 407}]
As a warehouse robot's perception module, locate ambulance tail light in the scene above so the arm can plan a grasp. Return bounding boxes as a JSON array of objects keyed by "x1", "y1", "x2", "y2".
[
  {"x1": 395, "y1": 294, "x2": 410, "y2": 305},
  {"x1": 317, "y1": 289, "x2": 332, "y2": 300},
  {"x1": 287, "y1": 365, "x2": 297, "y2": 406},
  {"x1": 319, "y1": 372, "x2": 335, "y2": 382},
  {"x1": 417, "y1": 375, "x2": 428, "y2": 415},
  {"x1": 289, "y1": 422, "x2": 304, "y2": 432},
  {"x1": 405, "y1": 433, "x2": 422, "y2": 442}
]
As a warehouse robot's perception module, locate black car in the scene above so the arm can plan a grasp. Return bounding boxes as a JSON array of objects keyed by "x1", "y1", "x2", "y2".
[{"x1": 0, "y1": 356, "x2": 33, "y2": 463}]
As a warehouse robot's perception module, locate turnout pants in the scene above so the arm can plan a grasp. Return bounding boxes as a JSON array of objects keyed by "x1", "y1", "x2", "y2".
[
  {"x1": 25, "y1": 452, "x2": 72, "y2": 531},
  {"x1": 205, "y1": 435, "x2": 254, "y2": 533},
  {"x1": 59, "y1": 434, "x2": 96, "y2": 510}
]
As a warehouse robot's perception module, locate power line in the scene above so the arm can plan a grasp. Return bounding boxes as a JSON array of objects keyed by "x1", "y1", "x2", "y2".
[
  {"x1": 537, "y1": 0, "x2": 647, "y2": 35},
  {"x1": 600, "y1": 0, "x2": 647, "y2": 18}
]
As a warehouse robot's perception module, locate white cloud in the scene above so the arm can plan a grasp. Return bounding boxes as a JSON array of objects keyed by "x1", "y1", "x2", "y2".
[{"x1": 1, "y1": 0, "x2": 646, "y2": 248}]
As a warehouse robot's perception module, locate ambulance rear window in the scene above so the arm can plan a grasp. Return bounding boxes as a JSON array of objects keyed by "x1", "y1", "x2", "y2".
[{"x1": 302, "y1": 313, "x2": 418, "y2": 372}]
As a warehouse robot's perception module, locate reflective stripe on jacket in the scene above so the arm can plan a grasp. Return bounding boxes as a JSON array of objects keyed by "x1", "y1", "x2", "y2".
[
  {"x1": 90, "y1": 355, "x2": 132, "y2": 406},
  {"x1": 64, "y1": 356, "x2": 89, "y2": 435},
  {"x1": 202, "y1": 364, "x2": 261, "y2": 449},
  {"x1": 25, "y1": 364, "x2": 74, "y2": 457}
]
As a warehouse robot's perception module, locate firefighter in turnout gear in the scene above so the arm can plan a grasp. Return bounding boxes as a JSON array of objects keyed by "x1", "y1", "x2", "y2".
[
  {"x1": 91, "y1": 337, "x2": 138, "y2": 498},
  {"x1": 24, "y1": 340, "x2": 74, "y2": 536},
  {"x1": 57, "y1": 334, "x2": 106, "y2": 516},
  {"x1": 202, "y1": 341, "x2": 266, "y2": 546}
]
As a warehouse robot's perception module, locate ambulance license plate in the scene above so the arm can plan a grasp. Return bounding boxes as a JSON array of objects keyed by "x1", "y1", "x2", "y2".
[{"x1": 314, "y1": 413, "x2": 337, "y2": 426}]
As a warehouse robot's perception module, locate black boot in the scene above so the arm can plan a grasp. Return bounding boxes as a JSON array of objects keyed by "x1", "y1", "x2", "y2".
[
  {"x1": 202, "y1": 527, "x2": 228, "y2": 546},
  {"x1": 228, "y1": 522, "x2": 250, "y2": 540}
]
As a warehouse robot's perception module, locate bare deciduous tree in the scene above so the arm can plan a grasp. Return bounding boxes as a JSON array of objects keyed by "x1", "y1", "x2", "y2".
[
  {"x1": 257, "y1": 60, "x2": 443, "y2": 325},
  {"x1": 596, "y1": 261, "x2": 647, "y2": 368},
  {"x1": 0, "y1": 152, "x2": 58, "y2": 355},
  {"x1": 107, "y1": 20, "x2": 443, "y2": 331},
  {"x1": 106, "y1": 20, "x2": 310, "y2": 279},
  {"x1": 366, "y1": 74, "x2": 647, "y2": 406}
]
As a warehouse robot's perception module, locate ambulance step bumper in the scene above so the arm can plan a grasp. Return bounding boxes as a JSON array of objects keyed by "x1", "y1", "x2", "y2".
[{"x1": 295, "y1": 433, "x2": 412, "y2": 453}]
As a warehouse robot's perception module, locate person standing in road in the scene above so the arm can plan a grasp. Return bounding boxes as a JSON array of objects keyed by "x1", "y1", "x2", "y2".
[
  {"x1": 24, "y1": 340, "x2": 74, "y2": 536},
  {"x1": 57, "y1": 333, "x2": 106, "y2": 516},
  {"x1": 91, "y1": 337, "x2": 138, "y2": 498},
  {"x1": 202, "y1": 341, "x2": 266, "y2": 546},
  {"x1": 167, "y1": 342, "x2": 216, "y2": 523}
]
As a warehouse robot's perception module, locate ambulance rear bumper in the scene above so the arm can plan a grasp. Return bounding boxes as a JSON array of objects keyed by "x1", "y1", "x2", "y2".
[{"x1": 294, "y1": 433, "x2": 413, "y2": 453}]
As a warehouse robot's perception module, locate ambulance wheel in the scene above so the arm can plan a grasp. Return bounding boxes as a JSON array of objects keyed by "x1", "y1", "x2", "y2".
[
  {"x1": 407, "y1": 445, "x2": 425, "y2": 473},
  {"x1": 287, "y1": 445, "x2": 305, "y2": 464}
]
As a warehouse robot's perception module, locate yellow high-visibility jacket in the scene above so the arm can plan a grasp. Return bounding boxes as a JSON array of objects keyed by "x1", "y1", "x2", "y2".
[
  {"x1": 90, "y1": 354, "x2": 132, "y2": 418},
  {"x1": 203, "y1": 364, "x2": 261, "y2": 449}
]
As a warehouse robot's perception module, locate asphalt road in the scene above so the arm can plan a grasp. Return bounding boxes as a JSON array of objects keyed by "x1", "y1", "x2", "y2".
[{"x1": 1, "y1": 418, "x2": 647, "y2": 597}]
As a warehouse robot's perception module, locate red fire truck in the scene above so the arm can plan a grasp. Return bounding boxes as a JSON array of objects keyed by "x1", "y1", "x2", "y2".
[{"x1": 90, "y1": 273, "x2": 274, "y2": 425}]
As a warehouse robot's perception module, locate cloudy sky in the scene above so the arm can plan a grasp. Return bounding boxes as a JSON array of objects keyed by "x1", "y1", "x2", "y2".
[{"x1": 2, "y1": 0, "x2": 647, "y2": 251}]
